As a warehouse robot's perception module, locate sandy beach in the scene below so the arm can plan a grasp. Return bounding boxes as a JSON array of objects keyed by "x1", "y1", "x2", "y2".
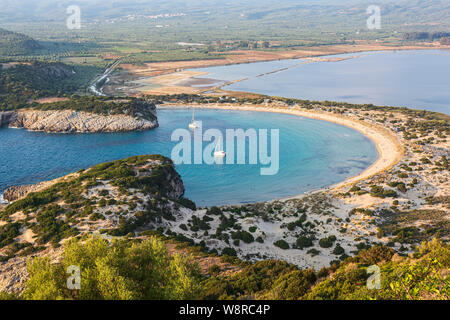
[{"x1": 162, "y1": 103, "x2": 404, "y2": 193}]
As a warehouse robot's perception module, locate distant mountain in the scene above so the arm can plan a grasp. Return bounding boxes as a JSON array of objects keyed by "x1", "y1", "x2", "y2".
[
  {"x1": 0, "y1": 0, "x2": 448, "y2": 47},
  {"x1": 0, "y1": 28, "x2": 41, "y2": 56},
  {"x1": 0, "y1": 0, "x2": 449, "y2": 28}
]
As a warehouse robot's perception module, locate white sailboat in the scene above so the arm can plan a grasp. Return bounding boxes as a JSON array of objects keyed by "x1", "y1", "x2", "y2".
[
  {"x1": 188, "y1": 109, "x2": 198, "y2": 129},
  {"x1": 214, "y1": 137, "x2": 226, "y2": 157}
]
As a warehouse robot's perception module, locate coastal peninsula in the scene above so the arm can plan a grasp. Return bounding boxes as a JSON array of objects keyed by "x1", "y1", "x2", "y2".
[{"x1": 0, "y1": 97, "x2": 159, "y2": 133}]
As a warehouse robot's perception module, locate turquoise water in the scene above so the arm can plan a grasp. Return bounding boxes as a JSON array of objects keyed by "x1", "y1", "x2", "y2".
[
  {"x1": 0, "y1": 109, "x2": 377, "y2": 206},
  {"x1": 192, "y1": 50, "x2": 450, "y2": 114}
]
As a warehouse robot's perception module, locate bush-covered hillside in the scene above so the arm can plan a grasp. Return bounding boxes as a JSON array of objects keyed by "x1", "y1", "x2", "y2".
[
  {"x1": 20, "y1": 236, "x2": 201, "y2": 300},
  {"x1": 0, "y1": 61, "x2": 100, "y2": 107},
  {"x1": 198, "y1": 239, "x2": 449, "y2": 300},
  {"x1": 0, "y1": 155, "x2": 184, "y2": 260},
  {"x1": 0, "y1": 28, "x2": 41, "y2": 56},
  {"x1": 0, "y1": 151, "x2": 448, "y2": 300},
  {"x1": 1, "y1": 237, "x2": 448, "y2": 300}
]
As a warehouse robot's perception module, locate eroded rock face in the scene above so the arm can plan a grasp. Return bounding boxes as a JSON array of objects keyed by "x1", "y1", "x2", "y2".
[
  {"x1": 153, "y1": 161, "x2": 185, "y2": 199},
  {"x1": 5, "y1": 109, "x2": 158, "y2": 133},
  {"x1": 0, "y1": 256, "x2": 29, "y2": 295},
  {"x1": 0, "y1": 248, "x2": 63, "y2": 295},
  {"x1": 0, "y1": 111, "x2": 15, "y2": 127},
  {"x1": 3, "y1": 174, "x2": 75, "y2": 203},
  {"x1": 3, "y1": 185, "x2": 36, "y2": 202}
]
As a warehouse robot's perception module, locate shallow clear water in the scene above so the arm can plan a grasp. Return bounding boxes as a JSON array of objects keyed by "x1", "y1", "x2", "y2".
[
  {"x1": 0, "y1": 108, "x2": 378, "y2": 206},
  {"x1": 192, "y1": 50, "x2": 450, "y2": 114}
]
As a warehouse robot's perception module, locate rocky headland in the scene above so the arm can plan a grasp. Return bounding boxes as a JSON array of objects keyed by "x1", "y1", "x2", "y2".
[
  {"x1": 0, "y1": 108, "x2": 158, "y2": 133},
  {"x1": 0, "y1": 155, "x2": 187, "y2": 294}
]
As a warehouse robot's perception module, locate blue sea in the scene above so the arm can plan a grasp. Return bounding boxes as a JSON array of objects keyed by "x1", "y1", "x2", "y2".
[{"x1": 0, "y1": 108, "x2": 378, "y2": 206}]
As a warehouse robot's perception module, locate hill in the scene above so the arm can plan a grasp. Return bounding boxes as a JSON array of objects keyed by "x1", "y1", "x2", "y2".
[
  {"x1": 0, "y1": 96, "x2": 159, "y2": 133},
  {"x1": 0, "y1": 0, "x2": 449, "y2": 56},
  {"x1": 0, "y1": 61, "x2": 100, "y2": 107},
  {"x1": 0, "y1": 153, "x2": 448, "y2": 299},
  {"x1": 0, "y1": 28, "x2": 41, "y2": 56}
]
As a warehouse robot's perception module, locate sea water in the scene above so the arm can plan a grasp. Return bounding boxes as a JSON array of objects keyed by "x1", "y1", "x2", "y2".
[{"x1": 0, "y1": 108, "x2": 378, "y2": 206}]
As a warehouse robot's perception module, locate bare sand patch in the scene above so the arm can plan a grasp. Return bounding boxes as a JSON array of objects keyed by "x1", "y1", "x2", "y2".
[
  {"x1": 30, "y1": 97, "x2": 70, "y2": 104},
  {"x1": 0, "y1": 62, "x2": 31, "y2": 70},
  {"x1": 17, "y1": 228, "x2": 36, "y2": 244}
]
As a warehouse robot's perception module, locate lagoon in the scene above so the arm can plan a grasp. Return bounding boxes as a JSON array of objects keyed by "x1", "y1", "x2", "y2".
[
  {"x1": 0, "y1": 108, "x2": 378, "y2": 206},
  {"x1": 192, "y1": 50, "x2": 450, "y2": 114}
]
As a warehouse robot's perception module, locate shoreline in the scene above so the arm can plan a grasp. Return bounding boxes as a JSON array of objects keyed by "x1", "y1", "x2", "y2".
[
  {"x1": 0, "y1": 109, "x2": 159, "y2": 133},
  {"x1": 114, "y1": 45, "x2": 450, "y2": 96},
  {"x1": 1, "y1": 104, "x2": 404, "y2": 206},
  {"x1": 161, "y1": 103, "x2": 404, "y2": 196}
]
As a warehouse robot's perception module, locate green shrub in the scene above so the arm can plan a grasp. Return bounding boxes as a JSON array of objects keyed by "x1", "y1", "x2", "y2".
[
  {"x1": 222, "y1": 247, "x2": 237, "y2": 257},
  {"x1": 357, "y1": 245, "x2": 396, "y2": 265},
  {"x1": 0, "y1": 223, "x2": 21, "y2": 249},
  {"x1": 208, "y1": 265, "x2": 221, "y2": 276},
  {"x1": 231, "y1": 231, "x2": 254, "y2": 244},
  {"x1": 274, "y1": 240, "x2": 290, "y2": 250},
  {"x1": 22, "y1": 236, "x2": 201, "y2": 300},
  {"x1": 332, "y1": 244, "x2": 345, "y2": 255},
  {"x1": 295, "y1": 236, "x2": 313, "y2": 250},
  {"x1": 319, "y1": 236, "x2": 336, "y2": 248}
]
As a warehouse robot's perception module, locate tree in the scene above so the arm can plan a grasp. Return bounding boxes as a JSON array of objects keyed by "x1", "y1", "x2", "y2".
[
  {"x1": 296, "y1": 236, "x2": 313, "y2": 250},
  {"x1": 262, "y1": 269, "x2": 316, "y2": 299},
  {"x1": 22, "y1": 236, "x2": 201, "y2": 300},
  {"x1": 22, "y1": 257, "x2": 66, "y2": 300}
]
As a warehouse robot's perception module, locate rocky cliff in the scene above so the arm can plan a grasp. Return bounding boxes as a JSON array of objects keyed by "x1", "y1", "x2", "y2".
[
  {"x1": 0, "y1": 111, "x2": 14, "y2": 127},
  {"x1": 3, "y1": 180, "x2": 56, "y2": 202},
  {"x1": 2, "y1": 108, "x2": 158, "y2": 133},
  {"x1": 3, "y1": 185, "x2": 36, "y2": 202}
]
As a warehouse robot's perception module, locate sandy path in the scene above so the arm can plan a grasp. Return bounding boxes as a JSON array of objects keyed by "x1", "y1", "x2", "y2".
[{"x1": 162, "y1": 104, "x2": 404, "y2": 191}]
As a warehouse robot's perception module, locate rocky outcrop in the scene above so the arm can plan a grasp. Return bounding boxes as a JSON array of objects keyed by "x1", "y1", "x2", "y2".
[
  {"x1": 0, "y1": 155, "x2": 187, "y2": 295},
  {"x1": 0, "y1": 256, "x2": 29, "y2": 295},
  {"x1": 3, "y1": 185, "x2": 34, "y2": 202},
  {"x1": 3, "y1": 109, "x2": 158, "y2": 133},
  {"x1": 0, "y1": 248, "x2": 63, "y2": 295},
  {"x1": 0, "y1": 111, "x2": 14, "y2": 127},
  {"x1": 3, "y1": 174, "x2": 76, "y2": 203},
  {"x1": 3, "y1": 183, "x2": 49, "y2": 202}
]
